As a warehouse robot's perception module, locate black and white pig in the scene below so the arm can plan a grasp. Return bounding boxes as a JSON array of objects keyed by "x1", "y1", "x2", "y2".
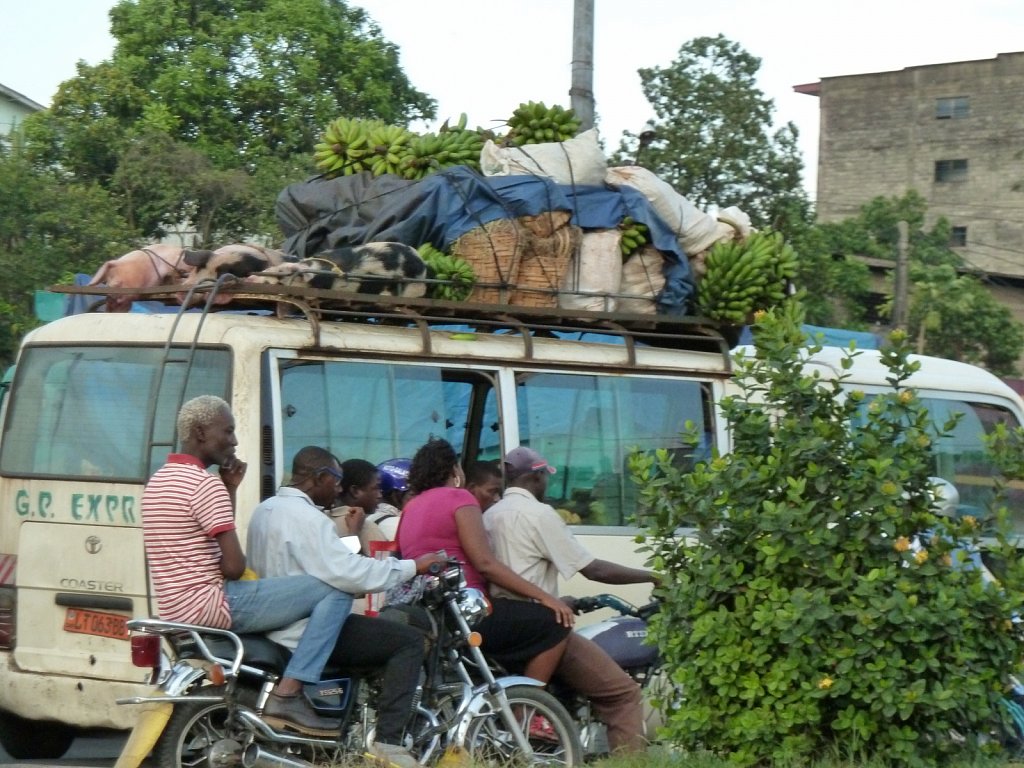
[
  {"x1": 246, "y1": 242, "x2": 429, "y2": 299},
  {"x1": 181, "y1": 243, "x2": 290, "y2": 284},
  {"x1": 177, "y1": 243, "x2": 291, "y2": 305}
]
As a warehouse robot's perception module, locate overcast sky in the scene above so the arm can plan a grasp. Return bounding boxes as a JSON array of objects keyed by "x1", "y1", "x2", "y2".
[{"x1": 3, "y1": 0, "x2": 1022, "y2": 200}]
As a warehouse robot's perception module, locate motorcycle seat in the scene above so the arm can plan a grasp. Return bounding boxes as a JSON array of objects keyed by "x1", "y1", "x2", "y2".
[{"x1": 174, "y1": 632, "x2": 292, "y2": 674}]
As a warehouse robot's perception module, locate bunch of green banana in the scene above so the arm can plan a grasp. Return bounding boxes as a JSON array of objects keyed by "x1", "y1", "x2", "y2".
[
  {"x1": 398, "y1": 122, "x2": 485, "y2": 179},
  {"x1": 764, "y1": 230, "x2": 799, "y2": 294},
  {"x1": 366, "y1": 123, "x2": 415, "y2": 177},
  {"x1": 418, "y1": 243, "x2": 476, "y2": 301},
  {"x1": 695, "y1": 230, "x2": 799, "y2": 324},
  {"x1": 618, "y1": 217, "x2": 649, "y2": 257},
  {"x1": 433, "y1": 123, "x2": 485, "y2": 173},
  {"x1": 400, "y1": 133, "x2": 445, "y2": 180},
  {"x1": 438, "y1": 112, "x2": 470, "y2": 133},
  {"x1": 506, "y1": 101, "x2": 581, "y2": 145},
  {"x1": 313, "y1": 117, "x2": 377, "y2": 178}
]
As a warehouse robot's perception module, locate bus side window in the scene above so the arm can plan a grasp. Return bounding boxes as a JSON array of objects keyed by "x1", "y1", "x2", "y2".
[{"x1": 516, "y1": 372, "x2": 713, "y2": 527}]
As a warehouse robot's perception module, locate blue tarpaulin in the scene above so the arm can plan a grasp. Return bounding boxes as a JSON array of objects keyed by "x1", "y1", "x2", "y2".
[{"x1": 735, "y1": 323, "x2": 881, "y2": 349}]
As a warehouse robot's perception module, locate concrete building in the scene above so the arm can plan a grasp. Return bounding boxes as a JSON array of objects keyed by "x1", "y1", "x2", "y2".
[
  {"x1": 796, "y1": 51, "x2": 1024, "y2": 280},
  {"x1": 0, "y1": 83, "x2": 44, "y2": 140}
]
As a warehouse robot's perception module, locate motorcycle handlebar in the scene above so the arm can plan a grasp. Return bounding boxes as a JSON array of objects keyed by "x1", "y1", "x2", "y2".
[
  {"x1": 572, "y1": 594, "x2": 663, "y2": 619},
  {"x1": 426, "y1": 555, "x2": 461, "y2": 575}
]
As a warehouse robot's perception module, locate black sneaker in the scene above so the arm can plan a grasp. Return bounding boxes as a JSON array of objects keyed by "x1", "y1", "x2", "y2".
[{"x1": 262, "y1": 691, "x2": 341, "y2": 737}]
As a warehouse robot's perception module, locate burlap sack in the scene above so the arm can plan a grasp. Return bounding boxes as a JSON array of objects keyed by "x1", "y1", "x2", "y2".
[
  {"x1": 617, "y1": 245, "x2": 666, "y2": 314},
  {"x1": 558, "y1": 230, "x2": 623, "y2": 312}
]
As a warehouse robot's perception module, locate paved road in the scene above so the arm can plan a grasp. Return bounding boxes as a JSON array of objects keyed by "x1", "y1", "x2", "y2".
[{"x1": 0, "y1": 730, "x2": 127, "y2": 766}]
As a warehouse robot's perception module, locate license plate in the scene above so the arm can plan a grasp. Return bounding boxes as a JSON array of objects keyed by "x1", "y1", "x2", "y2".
[{"x1": 63, "y1": 608, "x2": 129, "y2": 640}]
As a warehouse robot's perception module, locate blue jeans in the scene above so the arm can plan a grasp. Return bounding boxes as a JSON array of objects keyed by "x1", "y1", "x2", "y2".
[{"x1": 224, "y1": 575, "x2": 353, "y2": 683}]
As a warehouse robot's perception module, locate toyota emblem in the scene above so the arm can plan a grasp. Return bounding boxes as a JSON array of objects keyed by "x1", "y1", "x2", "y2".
[{"x1": 85, "y1": 536, "x2": 102, "y2": 554}]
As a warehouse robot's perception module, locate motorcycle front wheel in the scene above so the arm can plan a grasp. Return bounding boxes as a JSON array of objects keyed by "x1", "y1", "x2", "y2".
[
  {"x1": 152, "y1": 685, "x2": 240, "y2": 768},
  {"x1": 464, "y1": 684, "x2": 583, "y2": 767}
]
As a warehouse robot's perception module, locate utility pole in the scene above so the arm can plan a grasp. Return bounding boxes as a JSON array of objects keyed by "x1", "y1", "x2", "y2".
[
  {"x1": 892, "y1": 220, "x2": 910, "y2": 330},
  {"x1": 570, "y1": 0, "x2": 595, "y2": 131}
]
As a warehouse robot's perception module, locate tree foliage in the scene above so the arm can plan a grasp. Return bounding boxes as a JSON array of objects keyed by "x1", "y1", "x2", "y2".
[
  {"x1": 18, "y1": 0, "x2": 437, "y2": 249},
  {"x1": 810, "y1": 192, "x2": 1024, "y2": 375},
  {"x1": 790, "y1": 224, "x2": 872, "y2": 329},
  {"x1": 632, "y1": 304, "x2": 1024, "y2": 766},
  {"x1": 620, "y1": 35, "x2": 811, "y2": 235},
  {"x1": 0, "y1": 142, "x2": 135, "y2": 365},
  {"x1": 28, "y1": 0, "x2": 436, "y2": 176},
  {"x1": 109, "y1": 130, "x2": 307, "y2": 245}
]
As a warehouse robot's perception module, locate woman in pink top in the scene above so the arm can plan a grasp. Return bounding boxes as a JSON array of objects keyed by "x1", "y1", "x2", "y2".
[{"x1": 398, "y1": 438, "x2": 573, "y2": 683}]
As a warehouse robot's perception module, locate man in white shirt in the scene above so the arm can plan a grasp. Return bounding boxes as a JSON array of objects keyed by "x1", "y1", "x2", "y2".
[
  {"x1": 247, "y1": 445, "x2": 445, "y2": 768},
  {"x1": 484, "y1": 446, "x2": 658, "y2": 754}
]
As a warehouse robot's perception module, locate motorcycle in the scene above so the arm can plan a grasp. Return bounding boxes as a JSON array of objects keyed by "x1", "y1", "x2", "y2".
[
  {"x1": 114, "y1": 562, "x2": 582, "y2": 768},
  {"x1": 550, "y1": 593, "x2": 669, "y2": 758}
]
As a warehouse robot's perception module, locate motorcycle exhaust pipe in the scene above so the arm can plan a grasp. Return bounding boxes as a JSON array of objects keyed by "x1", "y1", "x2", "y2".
[{"x1": 242, "y1": 743, "x2": 313, "y2": 768}]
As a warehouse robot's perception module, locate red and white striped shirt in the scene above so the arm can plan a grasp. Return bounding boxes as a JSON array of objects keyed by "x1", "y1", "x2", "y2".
[{"x1": 142, "y1": 454, "x2": 235, "y2": 628}]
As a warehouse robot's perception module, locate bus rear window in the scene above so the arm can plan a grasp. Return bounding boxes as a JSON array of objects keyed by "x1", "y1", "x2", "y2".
[{"x1": 1, "y1": 346, "x2": 230, "y2": 481}]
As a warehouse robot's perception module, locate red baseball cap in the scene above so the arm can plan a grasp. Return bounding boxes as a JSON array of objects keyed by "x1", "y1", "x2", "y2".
[{"x1": 504, "y1": 446, "x2": 556, "y2": 475}]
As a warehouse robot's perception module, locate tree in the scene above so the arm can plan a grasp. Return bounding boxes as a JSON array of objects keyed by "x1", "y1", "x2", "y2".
[
  {"x1": 110, "y1": 130, "x2": 302, "y2": 246},
  {"x1": 620, "y1": 35, "x2": 811, "y2": 235},
  {"x1": 632, "y1": 304, "x2": 1024, "y2": 765},
  {"x1": 0, "y1": 143, "x2": 135, "y2": 366},
  {"x1": 790, "y1": 224, "x2": 872, "y2": 329},
  {"x1": 906, "y1": 264, "x2": 1023, "y2": 376},
  {"x1": 28, "y1": 0, "x2": 436, "y2": 175},
  {"x1": 19, "y1": 0, "x2": 437, "y2": 248},
  {"x1": 812, "y1": 192, "x2": 1024, "y2": 375}
]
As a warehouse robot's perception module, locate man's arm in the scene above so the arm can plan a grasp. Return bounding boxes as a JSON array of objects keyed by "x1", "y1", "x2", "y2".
[
  {"x1": 291, "y1": 511, "x2": 443, "y2": 593},
  {"x1": 579, "y1": 558, "x2": 658, "y2": 585},
  {"x1": 218, "y1": 458, "x2": 247, "y2": 509},
  {"x1": 215, "y1": 530, "x2": 247, "y2": 580}
]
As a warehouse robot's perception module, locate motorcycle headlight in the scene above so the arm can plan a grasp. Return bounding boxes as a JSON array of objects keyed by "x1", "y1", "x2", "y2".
[{"x1": 456, "y1": 588, "x2": 491, "y2": 627}]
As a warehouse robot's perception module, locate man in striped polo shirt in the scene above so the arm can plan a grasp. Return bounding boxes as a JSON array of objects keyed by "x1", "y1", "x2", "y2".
[{"x1": 141, "y1": 395, "x2": 352, "y2": 736}]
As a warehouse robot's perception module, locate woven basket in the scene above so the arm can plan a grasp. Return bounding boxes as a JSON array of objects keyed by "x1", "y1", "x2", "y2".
[
  {"x1": 450, "y1": 219, "x2": 526, "y2": 305},
  {"x1": 518, "y1": 210, "x2": 572, "y2": 239},
  {"x1": 510, "y1": 224, "x2": 581, "y2": 308}
]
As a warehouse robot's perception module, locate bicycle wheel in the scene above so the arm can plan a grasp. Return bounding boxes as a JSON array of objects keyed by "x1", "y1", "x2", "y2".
[{"x1": 463, "y1": 684, "x2": 583, "y2": 767}]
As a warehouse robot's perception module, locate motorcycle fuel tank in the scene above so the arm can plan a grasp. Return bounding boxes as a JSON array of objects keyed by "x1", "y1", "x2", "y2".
[{"x1": 575, "y1": 616, "x2": 658, "y2": 669}]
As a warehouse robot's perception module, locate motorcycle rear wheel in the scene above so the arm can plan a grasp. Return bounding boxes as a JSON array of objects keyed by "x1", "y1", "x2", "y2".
[
  {"x1": 152, "y1": 685, "x2": 240, "y2": 768},
  {"x1": 463, "y1": 684, "x2": 583, "y2": 767}
]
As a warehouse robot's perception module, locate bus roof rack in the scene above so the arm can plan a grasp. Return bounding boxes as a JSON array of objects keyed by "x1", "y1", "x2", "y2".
[{"x1": 51, "y1": 280, "x2": 741, "y2": 364}]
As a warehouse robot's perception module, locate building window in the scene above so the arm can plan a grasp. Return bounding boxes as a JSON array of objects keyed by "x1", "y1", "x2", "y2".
[
  {"x1": 949, "y1": 227, "x2": 967, "y2": 247},
  {"x1": 935, "y1": 159, "x2": 968, "y2": 183},
  {"x1": 936, "y1": 96, "x2": 969, "y2": 119}
]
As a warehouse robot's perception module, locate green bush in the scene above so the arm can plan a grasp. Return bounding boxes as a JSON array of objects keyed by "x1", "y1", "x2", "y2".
[{"x1": 631, "y1": 302, "x2": 1024, "y2": 766}]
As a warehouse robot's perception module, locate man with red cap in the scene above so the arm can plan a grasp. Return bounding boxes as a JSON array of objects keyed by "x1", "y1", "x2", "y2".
[{"x1": 484, "y1": 446, "x2": 658, "y2": 755}]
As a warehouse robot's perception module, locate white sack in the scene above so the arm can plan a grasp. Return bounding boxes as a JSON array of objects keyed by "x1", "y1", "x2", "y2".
[
  {"x1": 618, "y1": 246, "x2": 666, "y2": 315},
  {"x1": 604, "y1": 166, "x2": 722, "y2": 254},
  {"x1": 717, "y1": 206, "x2": 753, "y2": 238},
  {"x1": 481, "y1": 129, "x2": 607, "y2": 186},
  {"x1": 558, "y1": 230, "x2": 622, "y2": 312}
]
